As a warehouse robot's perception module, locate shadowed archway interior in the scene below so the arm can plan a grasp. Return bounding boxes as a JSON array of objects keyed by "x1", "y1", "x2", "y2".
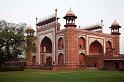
[
  {"x1": 58, "y1": 53, "x2": 64, "y2": 65},
  {"x1": 32, "y1": 55, "x2": 36, "y2": 65},
  {"x1": 78, "y1": 37, "x2": 86, "y2": 49},
  {"x1": 46, "y1": 57, "x2": 52, "y2": 66},
  {"x1": 40, "y1": 36, "x2": 52, "y2": 64},
  {"x1": 58, "y1": 37, "x2": 64, "y2": 50},
  {"x1": 89, "y1": 40, "x2": 103, "y2": 55},
  {"x1": 106, "y1": 41, "x2": 112, "y2": 55},
  {"x1": 40, "y1": 36, "x2": 52, "y2": 53},
  {"x1": 79, "y1": 53, "x2": 85, "y2": 65}
]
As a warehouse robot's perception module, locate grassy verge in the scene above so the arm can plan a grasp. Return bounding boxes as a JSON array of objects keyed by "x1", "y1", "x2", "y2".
[{"x1": 0, "y1": 69, "x2": 124, "y2": 82}]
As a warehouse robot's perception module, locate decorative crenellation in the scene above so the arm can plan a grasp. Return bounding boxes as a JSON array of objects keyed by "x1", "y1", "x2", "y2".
[
  {"x1": 82, "y1": 23, "x2": 102, "y2": 32},
  {"x1": 38, "y1": 13, "x2": 55, "y2": 24},
  {"x1": 36, "y1": 13, "x2": 59, "y2": 27}
]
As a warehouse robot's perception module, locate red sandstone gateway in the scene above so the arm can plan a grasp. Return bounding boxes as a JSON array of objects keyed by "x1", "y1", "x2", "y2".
[{"x1": 26, "y1": 9, "x2": 124, "y2": 70}]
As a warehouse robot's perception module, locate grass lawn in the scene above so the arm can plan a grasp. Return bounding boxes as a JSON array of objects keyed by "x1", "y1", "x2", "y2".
[{"x1": 0, "y1": 69, "x2": 124, "y2": 82}]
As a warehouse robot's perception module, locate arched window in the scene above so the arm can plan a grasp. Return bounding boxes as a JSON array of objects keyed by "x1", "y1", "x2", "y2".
[
  {"x1": 78, "y1": 37, "x2": 86, "y2": 49},
  {"x1": 89, "y1": 40, "x2": 103, "y2": 55},
  {"x1": 58, "y1": 37, "x2": 64, "y2": 50},
  {"x1": 32, "y1": 55, "x2": 36, "y2": 65},
  {"x1": 46, "y1": 57, "x2": 52, "y2": 66},
  {"x1": 106, "y1": 41, "x2": 113, "y2": 55},
  {"x1": 58, "y1": 53, "x2": 64, "y2": 65},
  {"x1": 79, "y1": 53, "x2": 85, "y2": 65}
]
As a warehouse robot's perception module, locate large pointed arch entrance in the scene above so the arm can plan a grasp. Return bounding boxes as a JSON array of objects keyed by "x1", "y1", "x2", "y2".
[
  {"x1": 41, "y1": 36, "x2": 52, "y2": 53},
  {"x1": 40, "y1": 36, "x2": 52, "y2": 65},
  {"x1": 89, "y1": 40, "x2": 103, "y2": 55}
]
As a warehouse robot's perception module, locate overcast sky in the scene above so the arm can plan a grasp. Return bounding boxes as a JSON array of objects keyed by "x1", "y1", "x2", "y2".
[{"x1": 0, "y1": 0, "x2": 124, "y2": 53}]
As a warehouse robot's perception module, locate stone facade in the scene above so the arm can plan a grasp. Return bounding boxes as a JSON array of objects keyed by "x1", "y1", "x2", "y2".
[{"x1": 27, "y1": 9, "x2": 124, "y2": 70}]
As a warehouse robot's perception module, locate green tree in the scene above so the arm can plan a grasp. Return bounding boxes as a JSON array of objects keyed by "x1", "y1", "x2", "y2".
[
  {"x1": 26, "y1": 35, "x2": 37, "y2": 53},
  {"x1": 0, "y1": 20, "x2": 26, "y2": 65}
]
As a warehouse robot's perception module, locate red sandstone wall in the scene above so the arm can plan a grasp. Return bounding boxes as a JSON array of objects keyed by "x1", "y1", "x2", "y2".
[
  {"x1": 65, "y1": 27, "x2": 79, "y2": 69},
  {"x1": 112, "y1": 35, "x2": 120, "y2": 55}
]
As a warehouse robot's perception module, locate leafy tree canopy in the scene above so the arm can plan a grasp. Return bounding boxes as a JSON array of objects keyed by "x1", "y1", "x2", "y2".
[{"x1": 0, "y1": 20, "x2": 27, "y2": 65}]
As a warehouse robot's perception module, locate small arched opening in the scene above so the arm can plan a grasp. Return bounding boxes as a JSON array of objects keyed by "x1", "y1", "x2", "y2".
[
  {"x1": 79, "y1": 53, "x2": 85, "y2": 65},
  {"x1": 46, "y1": 57, "x2": 52, "y2": 66},
  {"x1": 114, "y1": 62, "x2": 119, "y2": 70},
  {"x1": 58, "y1": 37, "x2": 64, "y2": 50},
  {"x1": 78, "y1": 37, "x2": 86, "y2": 49},
  {"x1": 106, "y1": 41, "x2": 113, "y2": 55},
  {"x1": 58, "y1": 53, "x2": 64, "y2": 65},
  {"x1": 32, "y1": 55, "x2": 36, "y2": 65},
  {"x1": 89, "y1": 40, "x2": 103, "y2": 55}
]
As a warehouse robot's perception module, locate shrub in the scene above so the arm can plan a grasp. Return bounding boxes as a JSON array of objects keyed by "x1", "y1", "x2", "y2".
[
  {"x1": 0, "y1": 66, "x2": 24, "y2": 71},
  {"x1": 119, "y1": 69, "x2": 123, "y2": 71},
  {"x1": 101, "y1": 68, "x2": 106, "y2": 70}
]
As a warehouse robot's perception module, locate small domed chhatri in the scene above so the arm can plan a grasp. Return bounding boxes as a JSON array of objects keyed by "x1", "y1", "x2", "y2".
[
  {"x1": 110, "y1": 19, "x2": 121, "y2": 35},
  {"x1": 27, "y1": 26, "x2": 33, "y2": 30},
  {"x1": 111, "y1": 19, "x2": 120, "y2": 26},
  {"x1": 63, "y1": 8, "x2": 77, "y2": 27},
  {"x1": 26, "y1": 26, "x2": 35, "y2": 34}
]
